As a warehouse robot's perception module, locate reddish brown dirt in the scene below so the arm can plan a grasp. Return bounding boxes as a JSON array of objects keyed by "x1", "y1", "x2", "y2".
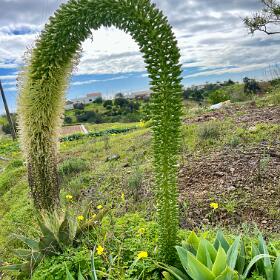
[
  {"x1": 180, "y1": 103, "x2": 280, "y2": 232},
  {"x1": 185, "y1": 102, "x2": 280, "y2": 127}
]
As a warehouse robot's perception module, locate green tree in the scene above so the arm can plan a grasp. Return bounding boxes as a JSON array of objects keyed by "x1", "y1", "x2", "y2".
[{"x1": 244, "y1": 0, "x2": 280, "y2": 35}]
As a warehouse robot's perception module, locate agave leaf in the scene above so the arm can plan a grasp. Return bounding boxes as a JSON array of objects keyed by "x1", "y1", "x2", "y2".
[
  {"x1": 13, "y1": 249, "x2": 42, "y2": 263},
  {"x1": 12, "y1": 234, "x2": 39, "y2": 251},
  {"x1": 212, "y1": 247, "x2": 227, "y2": 276},
  {"x1": 187, "y1": 251, "x2": 215, "y2": 280},
  {"x1": 65, "y1": 265, "x2": 75, "y2": 280},
  {"x1": 161, "y1": 265, "x2": 190, "y2": 280},
  {"x1": 162, "y1": 271, "x2": 175, "y2": 280},
  {"x1": 197, "y1": 239, "x2": 217, "y2": 266},
  {"x1": 58, "y1": 213, "x2": 72, "y2": 247},
  {"x1": 242, "y1": 254, "x2": 271, "y2": 280},
  {"x1": 271, "y1": 244, "x2": 280, "y2": 257},
  {"x1": 235, "y1": 240, "x2": 246, "y2": 275},
  {"x1": 78, "y1": 266, "x2": 86, "y2": 280},
  {"x1": 0, "y1": 263, "x2": 23, "y2": 271},
  {"x1": 39, "y1": 235, "x2": 60, "y2": 256},
  {"x1": 175, "y1": 246, "x2": 189, "y2": 273},
  {"x1": 252, "y1": 243, "x2": 264, "y2": 275},
  {"x1": 273, "y1": 255, "x2": 280, "y2": 280},
  {"x1": 258, "y1": 234, "x2": 273, "y2": 280},
  {"x1": 226, "y1": 235, "x2": 241, "y2": 270},
  {"x1": 91, "y1": 249, "x2": 98, "y2": 280},
  {"x1": 214, "y1": 231, "x2": 229, "y2": 252},
  {"x1": 186, "y1": 231, "x2": 200, "y2": 252},
  {"x1": 215, "y1": 266, "x2": 238, "y2": 280}
]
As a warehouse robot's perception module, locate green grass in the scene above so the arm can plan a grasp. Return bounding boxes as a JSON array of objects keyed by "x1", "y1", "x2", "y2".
[{"x1": 2, "y1": 90, "x2": 280, "y2": 278}]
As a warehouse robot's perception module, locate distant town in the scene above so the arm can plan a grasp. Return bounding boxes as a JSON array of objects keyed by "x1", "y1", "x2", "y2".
[{"x1": 65, "y1": 89, "x2": 152, "y2": 109}]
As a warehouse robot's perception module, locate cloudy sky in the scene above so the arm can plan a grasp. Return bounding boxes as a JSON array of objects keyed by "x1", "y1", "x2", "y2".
[{"x1": 0, "y1": 0, "x2": 279, "y2": 113}]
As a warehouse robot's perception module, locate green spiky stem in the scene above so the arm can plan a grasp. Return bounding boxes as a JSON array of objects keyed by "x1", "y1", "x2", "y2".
[{"x1": 18, "y1": 0, "x2": 182, "y2": 262}]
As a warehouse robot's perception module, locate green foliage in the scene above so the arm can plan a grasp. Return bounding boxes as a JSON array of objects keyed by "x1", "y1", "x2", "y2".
[
  {"x1": 58, "y1": 158, "x2": 89, "y2": 176},
  {"x1": 93, "y1": 97, "x2": 103, "y2": 104},
  {"x1": 197, "y1": 122, "x2": 221, "y2": 141},
  {"x1": 208, "y1": 89, "x2": 230, "y2": 105},
  {"x1": 64, "y1": 116, "x2": 73, "y2": 124},
  {"x1": 60, "y1": 127, "x2": 136, "y2": 142},
  {"x1": 162, "y1": 231, "x2": 273, "y2": 280},
  {"x1": 0, "y1": 210, "x2": 107, "y2": 278},
  {"x1": 243, "y1": 77, "x2": 261, "y2": 95}
]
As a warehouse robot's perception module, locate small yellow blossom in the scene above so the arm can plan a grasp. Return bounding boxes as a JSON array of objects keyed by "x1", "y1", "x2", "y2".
[
  {"x1": 210, "y1": 202, "x2": 219, "y2": 210},
  {"x1": 92, "y1": 214, "x2": 97, "y2": 219},
  {"x1": 65, "y1": 194, "x2": 73, "y2": 200},
  {"x1": 97, "y1": 205, "x2": 103, "y2": 210},
  {"x1": 139, "y1": 120, "x2": 145, "y2": 128},
  {"x1": 77, "y1": 215, "x2": 85, "y2": 221},
  {"x1": 137, "y1": 251, "x2": 148, "y2": 259},
  {"x1": 138, "y1": 228, "x2": 145, "y2": 235},
  {"x1": 121, "y1": 192, "x2": 125, "y2": 202},
  {"x1": 96, "y1": 245, "x2": 104, "y2": 255}
]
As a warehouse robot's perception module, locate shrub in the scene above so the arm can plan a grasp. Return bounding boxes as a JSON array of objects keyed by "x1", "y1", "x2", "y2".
[
  {"x1": 58, "y1": 158, "x2": 88, "y2": 176},
  {"x1": 208, "y1": 89, "x2": 230, "y2": 104},
  {"x1": 197, "y1": 122, "x2": 221, "y2": 141},
  {"x1": 93, "y1": 97, "x2": 103, "y2": 104},
  {"x1": 64, "y1": 116, "x2": 73, "y2": 124},
  {"x1": 73, "y1": 103, "x2": 85, "y2": 110},
  {"x1": 103, "y1": 100, "x2": 113, "y2": 107}
]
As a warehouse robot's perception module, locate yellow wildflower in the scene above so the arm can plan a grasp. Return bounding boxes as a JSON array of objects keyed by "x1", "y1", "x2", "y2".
[
  {"x1": 77, "y1": 215, "x2": 84, "y2": 221},
  {"x1": 139, "y1": 120, "x2": 145, "y2": 128},
  {"x1": 137, "y1": 251, "x2": 148, "y2": 259},
  {"x1": 96, "y1": 245, "x2": 104, "y2": 255},
  {"x1": 92, "y1": 214, "x2": 97, "y2": 219},
  {"x1": 121, "y1": 192, "x2": 125, "y2": 202},
  {"x1": 138, "y1": 228, "x2": 145, "y2": 235},
  {"x1": 97, "y1": 205, "x2": 103, "y2": 210},
  {"x1": 65, "y1": 194, "x2": 73, "y2": 200},
  {"x1": 210, "y1": 202, "x2": 219, "y2": 210}
]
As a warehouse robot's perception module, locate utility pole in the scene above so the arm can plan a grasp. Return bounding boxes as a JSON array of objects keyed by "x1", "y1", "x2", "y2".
[{"x1": 0, "y1": 80, "x2": 17, "y2": 140}]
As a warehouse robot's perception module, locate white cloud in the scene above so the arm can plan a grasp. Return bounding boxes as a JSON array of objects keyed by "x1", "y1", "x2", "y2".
[
  {"x1": 71, "y1": 74, "x2": 130, "y2": 86},
  {"x1": 0, "y1": 0, "x2": 278, "y2": 80}
]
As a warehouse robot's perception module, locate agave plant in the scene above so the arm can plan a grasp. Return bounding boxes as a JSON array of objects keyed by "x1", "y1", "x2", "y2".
[
  {"x1": 161, "y1": 231, "x2": 273, "y2": 280},
  {"x1": 251, "y1": 234, "x2": 280, "y2": 280},
  {"x1": 0, "y1": 209, "x2": 107, "y2": 278}
]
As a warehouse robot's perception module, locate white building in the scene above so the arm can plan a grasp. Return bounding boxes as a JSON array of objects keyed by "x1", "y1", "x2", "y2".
[{"x1": 65, "y1": 92, "x2": 102, "y2": 109}]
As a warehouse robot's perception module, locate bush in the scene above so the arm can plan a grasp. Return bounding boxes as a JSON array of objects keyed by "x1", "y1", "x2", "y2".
[
  {"x1": 64, "y1": 116, "x2": 72, "y2": 124},
  {"x1": 58, "y1": 158, "x2": 88, "y2": 176},
  {"x1": 103, "y1": 100, "x2": 113, "y2": 107},
  {"x1": 93, "y1": 96, "x2": 103, "y2": 104},
  {"x1": 73, "y1": 103, "x2": 85, "y2": 110},
  {"x1": 208, "y1": 89, "x2": 230, "y2": 104},
  {"x1": 197, "y1": 122, "x2": 220, "y2": 140}
]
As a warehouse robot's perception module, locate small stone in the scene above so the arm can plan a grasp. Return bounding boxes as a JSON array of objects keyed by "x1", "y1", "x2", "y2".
[{"x1": 106, "y1": 154, "x2": 120, "y2": 162}]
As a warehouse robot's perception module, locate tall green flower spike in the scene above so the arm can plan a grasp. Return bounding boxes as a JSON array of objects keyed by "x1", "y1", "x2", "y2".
[{"x1": 18, "y1": 0, "x2": 183, "y2": 263}]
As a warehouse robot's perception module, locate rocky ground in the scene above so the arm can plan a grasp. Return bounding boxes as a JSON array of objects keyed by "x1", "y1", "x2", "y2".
[{"x1": 179, "y1": 102, "x2": 280, "y2": 232}]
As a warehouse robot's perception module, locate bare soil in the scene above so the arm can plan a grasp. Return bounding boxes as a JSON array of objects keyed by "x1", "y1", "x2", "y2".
[{"x1": 180, "y1": 102, "x2": 280, "y2": 232}]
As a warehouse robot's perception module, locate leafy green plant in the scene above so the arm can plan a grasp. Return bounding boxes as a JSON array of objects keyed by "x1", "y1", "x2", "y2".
[
  {"x1": 161, "y1": 231, "x2": 271, "y2": 280},
  {"x1": 197, "y1": 122, "x2": 221, "y2": 141},
  {"x1": 251, "y1": 234, "x2": 280, "y2": 280},
  {"x1": 0, "y1": 209, "x2": 106, "y2": 278},
  {"x1": 18, "y1": 0, "x2": 183, "y2": 263},
  {"x1": 58, "y1": 158, "x2": 89, "y2": 176}
]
